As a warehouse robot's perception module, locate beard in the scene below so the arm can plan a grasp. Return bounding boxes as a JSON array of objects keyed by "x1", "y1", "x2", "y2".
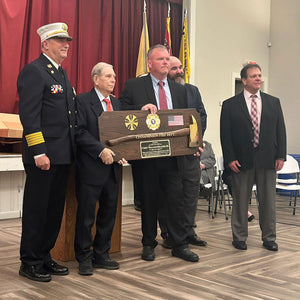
[
  {"x1": 174, "y1": 76, "x2": 185, "y2": 85},
  {"x1": 169, "y1": 74, "x2": 185, "y2": 85}
]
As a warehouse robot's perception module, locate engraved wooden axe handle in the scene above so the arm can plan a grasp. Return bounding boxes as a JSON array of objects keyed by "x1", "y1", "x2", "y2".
[{"x1": 106, "y1": 128, "x2": 190, "y2": 146}]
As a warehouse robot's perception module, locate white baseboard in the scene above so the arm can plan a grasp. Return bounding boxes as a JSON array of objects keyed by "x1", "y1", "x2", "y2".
[{"x1": 0, "y1": 210, "x2": 21, "y2": 220}]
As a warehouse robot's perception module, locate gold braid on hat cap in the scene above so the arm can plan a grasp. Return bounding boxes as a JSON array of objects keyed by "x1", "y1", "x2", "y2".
[{"x1": 46, "y1": 30, "x2": 68, "y2": 38}]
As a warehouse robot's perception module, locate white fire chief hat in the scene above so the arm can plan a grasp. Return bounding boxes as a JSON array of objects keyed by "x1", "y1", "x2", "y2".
[{"x1": 37, "y1": 22, "x2": 73, "y2": 42}]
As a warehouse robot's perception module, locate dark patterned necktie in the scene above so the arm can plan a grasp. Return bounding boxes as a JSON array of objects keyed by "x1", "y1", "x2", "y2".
[{"x1": 250, "y1": 94, "x2": 259, "y2": 147}]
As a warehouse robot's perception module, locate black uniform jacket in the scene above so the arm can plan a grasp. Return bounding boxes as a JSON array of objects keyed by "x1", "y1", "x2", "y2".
[{"x1": 17, "y1": 54, "x2": 76, "y2": 164}]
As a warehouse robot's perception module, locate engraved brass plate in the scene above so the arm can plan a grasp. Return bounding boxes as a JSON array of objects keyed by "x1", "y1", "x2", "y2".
[{"x1": 140, "y1": 139, "x2": 171, "y2": 158}]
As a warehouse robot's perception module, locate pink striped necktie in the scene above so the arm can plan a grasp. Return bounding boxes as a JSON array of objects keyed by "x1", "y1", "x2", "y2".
[
  {"x1": 250, "y1": 94, "x2": 259, "y2": 147},
  {"x1": 158, "y1": 81, "x2": 168, "y2": 110}
]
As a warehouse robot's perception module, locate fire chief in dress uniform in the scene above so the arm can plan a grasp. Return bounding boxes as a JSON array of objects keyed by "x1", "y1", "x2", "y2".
[{"x1": 17, "y1": 22, "x2": 76, "y2": 282}]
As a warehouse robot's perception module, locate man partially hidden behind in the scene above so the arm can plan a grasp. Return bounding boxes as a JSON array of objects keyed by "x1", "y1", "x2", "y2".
[
  {"x1": 220, "y1": 63, "x2": 286, "y2": 251},
  {"x1": 158, "y1": 56, "x2": 208, "y2": 249},
  {"x1": 75, "y1": 62, "x2": 126, "y2": 275},
  {"x1": 17, "y1": 22, "x2": 75, "y2": 282}
]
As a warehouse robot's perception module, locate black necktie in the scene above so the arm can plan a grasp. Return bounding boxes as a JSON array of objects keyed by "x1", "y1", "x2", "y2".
[
  {"x1": 58, "y1": 66, "x2": 66, "y2": 84},
  {"x1": 58, "y1": 66, "x2": 64, "y2": 76}
]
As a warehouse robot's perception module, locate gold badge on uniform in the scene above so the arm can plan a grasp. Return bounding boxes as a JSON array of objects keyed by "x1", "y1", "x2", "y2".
[
  {"x1": 47, "y1": 64, "x2": 52, "y2": 68},
  {"x1": 146, "y1": 114, "x2": 160, "y2": 131},
  {"x1": 125, "y1": 114, "x2": 138, "y2": 131}
]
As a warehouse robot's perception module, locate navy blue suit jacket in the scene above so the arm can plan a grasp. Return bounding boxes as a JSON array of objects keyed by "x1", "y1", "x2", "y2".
[
  {"x1": 120, "y1": 73, "x2": 187, "y2": 110},
  {"x1": 185, "y1": 83, "x2": 207, "y2": 135},
  {"x1": 75, "y1": 88, "x2": 121, "y2": 185}
]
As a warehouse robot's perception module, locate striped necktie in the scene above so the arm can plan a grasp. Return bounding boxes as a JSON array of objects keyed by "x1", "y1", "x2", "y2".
[{"x1": 250, "y1": 94, "x2": 259, "y2": 147}]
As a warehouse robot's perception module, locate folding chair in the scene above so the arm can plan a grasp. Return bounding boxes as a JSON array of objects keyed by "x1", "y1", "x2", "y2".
[
  {"x1": 213, "y1": 157, "x2": 257, "y2": 219},
  {"x1": 213, "y1": 157, "x2": 232, "y2": 219},
  {"x1": 198, "y1": 165, "x2": 217, "y2": 217},
  {"x1": 276, "y1": 154, "x2": 300, "y2": 215}
]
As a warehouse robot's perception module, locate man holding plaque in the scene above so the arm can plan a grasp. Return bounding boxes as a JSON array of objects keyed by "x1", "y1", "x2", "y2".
[
  {"x1": 75, "y1": 62, "x2": 124, "y2": 275},
  {"x1": 120, "y1": 44, "x2": 199, "y2": 262},
  {"x1": 159, "y1": 56, "x2": 208, "y2": 249}
]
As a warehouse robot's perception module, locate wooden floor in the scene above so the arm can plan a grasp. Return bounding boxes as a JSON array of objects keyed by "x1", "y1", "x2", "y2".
[{"x1": 1, "y1": 194, "x2": 300, "y2": 300}]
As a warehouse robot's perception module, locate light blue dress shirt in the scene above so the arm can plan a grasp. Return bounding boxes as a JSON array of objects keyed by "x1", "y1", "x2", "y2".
[{"x1": 150, "y1": 74, "x2": 173, "y2": 109}]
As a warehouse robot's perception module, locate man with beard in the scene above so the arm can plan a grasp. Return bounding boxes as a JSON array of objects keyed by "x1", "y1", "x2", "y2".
[{"x1": 159, "y1": 56, "x2": 208, "y2": 249}]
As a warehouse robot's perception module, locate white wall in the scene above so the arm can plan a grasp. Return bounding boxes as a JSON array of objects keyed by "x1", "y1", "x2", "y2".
[
  {"x1": 184, "y1": 0, "x2": 271, "y2": 157},
  {"x1": 0, "y1": 155, "x2": 25, "y2": 219},
  {"x1": 269, "y1": 0, "x2": 300, "y2": 154}
]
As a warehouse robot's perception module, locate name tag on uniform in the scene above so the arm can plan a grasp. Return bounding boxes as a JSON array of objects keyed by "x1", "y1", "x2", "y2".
[{"x1": 51, "y1": 85, "x2": 63, "y2": 94}]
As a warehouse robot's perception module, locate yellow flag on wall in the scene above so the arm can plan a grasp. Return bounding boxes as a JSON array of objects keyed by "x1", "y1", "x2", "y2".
[
  {"x1": 179, "y1": 13, "x2": 190, "y2": 83},
  {"x1": 164, "y1": 16, "x2": 172, "y2": 55},
  {"x1": 136, "y1": 10, "x2": 150, "y2": 77}
]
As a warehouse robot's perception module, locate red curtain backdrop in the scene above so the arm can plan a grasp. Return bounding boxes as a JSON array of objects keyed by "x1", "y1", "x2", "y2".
[{"x1": 0, "y1": 0, "x2": 182, "y2": 113}]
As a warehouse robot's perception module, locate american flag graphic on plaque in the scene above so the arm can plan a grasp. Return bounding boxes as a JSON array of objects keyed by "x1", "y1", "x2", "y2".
[{"x1": 168, "y1": 115, "x2": 184, "y2": 126}]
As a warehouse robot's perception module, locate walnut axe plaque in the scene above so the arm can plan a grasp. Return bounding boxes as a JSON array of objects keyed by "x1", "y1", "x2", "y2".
[{"x1": 98, "y1": 109, "x2": 202, "y2": 161}]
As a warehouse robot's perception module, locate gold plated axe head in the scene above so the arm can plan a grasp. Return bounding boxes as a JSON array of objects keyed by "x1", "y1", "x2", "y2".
[{"x1": 189, "y1": 115, "x2": 200, "y2": 147}]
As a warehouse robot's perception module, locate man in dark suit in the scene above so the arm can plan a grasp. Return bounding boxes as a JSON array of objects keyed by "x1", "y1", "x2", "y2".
[
  {"x1": 75, "y1": 62, "x2": 125, "y2": 275},
  {"x1": 159, "y1": 56, "x2": 207, "y2": 249},
  {"x1": 220, "y1": 63, "x2": 286, "y2": 251},
  {"x1": 120, "y1": 44, "x2": 199, "y2": 262},
  {"x1": 17, "y1": 22, "x2": 75, "y2": 282},
  {"x1": 168, "y1": 57, "x2": 207, "y2": 133}
]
